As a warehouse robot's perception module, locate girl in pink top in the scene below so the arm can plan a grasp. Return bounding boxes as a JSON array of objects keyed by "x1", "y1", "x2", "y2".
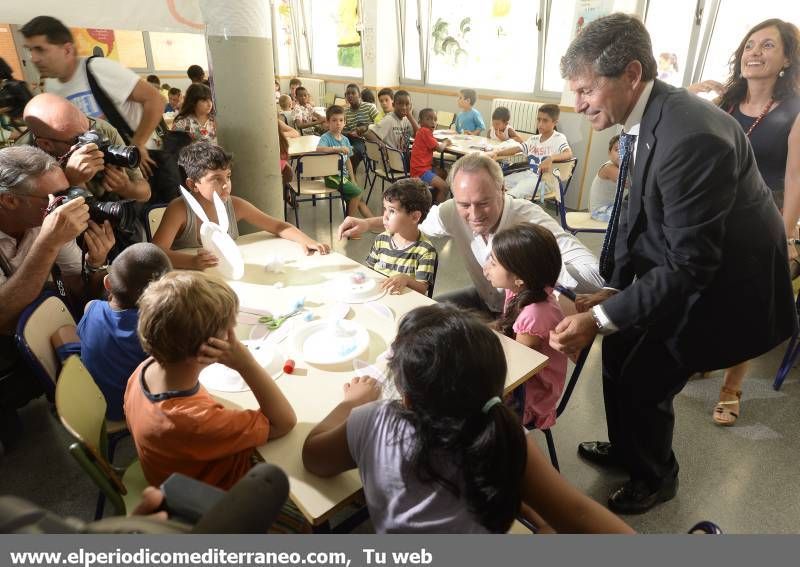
[{"x1": 483, "y1": 224, "x2": 567, "y2": 428}]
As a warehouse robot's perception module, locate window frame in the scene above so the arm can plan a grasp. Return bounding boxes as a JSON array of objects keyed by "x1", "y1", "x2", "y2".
[
  {"x1": 293, "y1": 0, "x2": 365, "y2": 79},
  {"x1": 644, "y1": 0, "x2": 711, "y2": 88},
  {"x1": 396, "y1": 0, "x2": 426, "y2": 84}
]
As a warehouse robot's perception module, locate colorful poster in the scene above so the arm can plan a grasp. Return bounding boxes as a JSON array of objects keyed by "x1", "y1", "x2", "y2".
[
  {"x1": 70, "y1": 27, "x2": 119, "y2": 60},
  {"x1": 560, "y1": 0, "x2": 614, "y2": 106}
]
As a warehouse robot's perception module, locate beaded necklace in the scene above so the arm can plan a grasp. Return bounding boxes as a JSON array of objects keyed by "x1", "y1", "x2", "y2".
[{"x1": 735, "y1": 97, "x2": 775, "y2": 138}]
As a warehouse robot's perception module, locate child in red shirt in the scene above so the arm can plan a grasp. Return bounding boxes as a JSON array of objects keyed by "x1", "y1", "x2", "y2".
[{"x1": 410, "y1": 108, "x2": 452, "y2": 203}]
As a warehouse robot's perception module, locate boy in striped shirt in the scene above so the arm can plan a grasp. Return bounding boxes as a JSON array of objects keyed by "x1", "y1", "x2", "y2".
[{"x1": 366, "y1": 179, "x2": 438, "y2": 296}]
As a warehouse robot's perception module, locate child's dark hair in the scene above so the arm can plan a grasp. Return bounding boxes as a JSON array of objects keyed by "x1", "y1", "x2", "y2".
[
  {"x1": 109, "y1": 243, "x2": 172, "y2": 309},
  {"x1": 383, "y1": 178, "x2": 432, "y2": 222},
  {"x1": 377, "y1": 87, "x2": 394, "y2": 99},
  {"x1": 20, "y1": 16, "x2": 73, "y2": 44},
  {"x1": 419, "y1": 108, "x2": 436, "y2": 122},
  {"x1": 187, "y1": 64, "x2": 205, "y2": 82},
  {"x1": 538, "y1": 104, "x2": 560, "y2": 122},
  {"x1": 168, "y1": 87, "x2": 181, "y2": 97},
  {"x1": 492, "y1": 107, "x2": 510, "y2": 122},
  {"x1": 608, "y1": 134, "x2": 620, "y2": 151},
  {"x1": 459, "y1": 88, "x2": 477, "y2": 106},
  {"x1": 326, "y1": 104, "x2": 344, "y2": 120},
  {"x1": 393, "y1": 89, "x2": 410, "y2": 103},
  {"x1": 388, "y1": 304, "x2": 527, "y2": 533},
  {"x1": 146, "y1": 74, "x2": 160, "y2": 86},
  {"x1": 493, "y1": 224, "x2": 562, "y2": 338},
  {"x1": 289, "y1": 77, "x2": 302, "y2": 88},
  {"x1": 178, "y1": 141, "x2": 233, "y2": 181},
  {"x1": 345, "y1": 83, "x2": 360, "y2": 95},
  {"x1": 361, "y1": 88, "x2": 375, "y2": 103},
  {"x1": 176, "y1": 83, "x2": 213, "y2": 121}
]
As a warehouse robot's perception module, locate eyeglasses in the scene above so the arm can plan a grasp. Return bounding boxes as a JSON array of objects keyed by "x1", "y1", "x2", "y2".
[{"x1": 30, "y1": 117, "x2": 97, "y2": 149}]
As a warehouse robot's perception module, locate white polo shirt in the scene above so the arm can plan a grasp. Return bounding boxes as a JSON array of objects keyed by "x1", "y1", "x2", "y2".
[{"x1": 420, "y1": 194, "x2": 597, "y2": 312}]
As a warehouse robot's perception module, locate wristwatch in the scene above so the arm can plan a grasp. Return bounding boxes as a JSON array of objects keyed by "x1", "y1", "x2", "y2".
[
  {"x1": 590, "y1": 306, "x2": 617, "y2": 336},
  {"x1": 84, "y1": 262, "x2": 109, "y2": 274}
]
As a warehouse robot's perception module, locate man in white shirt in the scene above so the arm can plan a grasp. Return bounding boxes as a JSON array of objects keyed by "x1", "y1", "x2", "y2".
[
  {"x1": 21, "y1": 16, "x2": 164, "y2": 178},
  {"x1": 338, "y1": 153, "x2": 602, "y2": 314},
  {"x1": 0, "y1": 146, "x2": 114, "y2": 333}
]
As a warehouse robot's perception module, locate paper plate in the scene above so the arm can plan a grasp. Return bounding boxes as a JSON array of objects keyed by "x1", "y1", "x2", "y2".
[
  {"x1": 199, "y1": 342, "x2": 285, "y2": 392},
  {"x1": 290, "y1": 319, "x2": 370, "y2": 365},
  {"x1": 201, "y1": 223, "x2": 244, "y2": 280},
  {"x1": 332, "y1": 273, "x2": 387, "y2": 304}
]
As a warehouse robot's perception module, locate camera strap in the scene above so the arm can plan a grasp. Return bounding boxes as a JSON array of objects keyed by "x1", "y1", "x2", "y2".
[{"x1": 84, "y1": 57, "x2": 135, "y2": 144}]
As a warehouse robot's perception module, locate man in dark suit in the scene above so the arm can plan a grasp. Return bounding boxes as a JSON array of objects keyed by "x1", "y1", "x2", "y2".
[{"x1": 550, "y1": 13, "x2": 796, "y2": 514}]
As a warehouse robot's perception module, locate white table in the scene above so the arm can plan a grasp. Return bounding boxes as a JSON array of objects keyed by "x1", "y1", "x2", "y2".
[
  {"x1": 432, "y1": 130, "x2": 521, "y2": 162},
  {"x1": 202, "y1": 232, "x2": 549, "y2": 526}
]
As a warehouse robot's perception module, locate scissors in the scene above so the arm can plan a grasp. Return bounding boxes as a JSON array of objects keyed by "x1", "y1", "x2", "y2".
[{"x1": 259, "y1": 308, "x2": 304, "y2": 330}]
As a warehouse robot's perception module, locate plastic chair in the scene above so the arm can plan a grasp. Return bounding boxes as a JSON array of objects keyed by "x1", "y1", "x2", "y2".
[
  {"x1": 333, "y1": 97, "x2": 347, "y2": 107},
  {"x1": 384, "y1": 146, "x2": 410, "y2": 181},
  {"x1": 364, "y1": 140, "x2": 392, "y2": 204},
  {"x1": 773, "y1": 291, "x2": 800, "y2": 390},
  {"x1": 525, "y1": 345, "x2": 591, "y2": 471},
  {"x1": 143, "y1": 204, "x2": 167, "y2": 241},
  {"x1": 285, "y1": 153, "x2": 347, "y2": 229},
  {"x1": 530, "y1": 158, "x2": 578, "y2": 204},
  {"x1": 436, "y1": 110, "x2": 454, "y2": 130},
  {"x1": 552, "y1": 159, "x2": 607, "y2": 236},
  {"x1": 55, "y1": 355, "x2": 145, "y2": 518},
  {"x1": 15, "y1": 294, "x2": 76, "y2": 400},
  {"x1": 322, "y1": 92, "x2": 335, "y2": 107}
]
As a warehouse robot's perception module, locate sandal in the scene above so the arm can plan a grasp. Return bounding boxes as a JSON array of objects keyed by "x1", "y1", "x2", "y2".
[{"x1": 713, "y1": 386, "x2": 742, "y2": 426}]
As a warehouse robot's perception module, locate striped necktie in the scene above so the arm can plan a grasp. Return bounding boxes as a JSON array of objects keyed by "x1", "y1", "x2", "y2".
[{"x1": 598, "y1": 131, "x2": 636, "y2": 281}]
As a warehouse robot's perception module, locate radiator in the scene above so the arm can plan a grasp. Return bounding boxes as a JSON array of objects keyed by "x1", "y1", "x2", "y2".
[
  {"x1": 490, "y1": 98, "x2": 541, "y2": 136},
  {"x1": 299, "y1": 77, "x2": 326, "y2": 106}
]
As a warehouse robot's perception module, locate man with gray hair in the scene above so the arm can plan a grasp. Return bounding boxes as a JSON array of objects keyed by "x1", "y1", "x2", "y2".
[
  {"x1": 550, "y1": 13, "x2": 795, "y2": 513},
  {"x1": 338, "y1": 152, "x2": 601, "y2": 314},
  {"x1": 0, "y1": 145, "x2": 114, "y2": 332}
]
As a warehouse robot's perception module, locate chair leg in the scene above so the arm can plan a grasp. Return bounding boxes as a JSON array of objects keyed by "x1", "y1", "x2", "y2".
[
  {"x1": 94, "y1": 492, "x2": 106, "y2": 520},
  {"x1": 774, "y1": 332, "x2": 800, "y2": 390},
  {"x1": 543, "y1": 429, "x2": 559, "y2": 471},
  {"x1": 294, "y1": 198, "x2": 300, "y2": 228}
]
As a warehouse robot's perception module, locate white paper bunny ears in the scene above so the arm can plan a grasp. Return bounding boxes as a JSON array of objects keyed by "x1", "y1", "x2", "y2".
[{"x1": 180, "y1": 186, "x2": 245, "y2": 280}]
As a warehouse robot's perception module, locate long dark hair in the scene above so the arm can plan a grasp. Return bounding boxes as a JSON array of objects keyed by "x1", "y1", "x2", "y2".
[
  {"x1": 387, "y1": 304, "x2": 527, "y2": 533},
  {"x1": 719, "y1": 18, "x2": 800, "y2": 110},
  {"x1": 176, "y1": 83, "x2": 213, "y2": 121},
  {"x1": 493, "y1": 224, "x2": 562, "y2": 338}
]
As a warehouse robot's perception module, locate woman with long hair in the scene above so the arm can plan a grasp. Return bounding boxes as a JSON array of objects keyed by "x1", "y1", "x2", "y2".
[{"x1": 690, "y1": 19, "x2": 800, "y2": 425}]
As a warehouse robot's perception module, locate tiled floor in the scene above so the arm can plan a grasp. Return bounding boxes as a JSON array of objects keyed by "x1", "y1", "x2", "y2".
[{"x1": 2, "y1": 186, "x2": 798, "y2": 534}]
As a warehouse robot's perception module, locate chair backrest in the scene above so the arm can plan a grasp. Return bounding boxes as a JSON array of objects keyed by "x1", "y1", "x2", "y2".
[
  {"x1": 436, "y1": 110, "x2": 454, "y2": 129},
  {"x1": 384, "y1": 146, "x2": 408, "y2": 175},
  {"x1": 556, "y1": 345, "x2": 590, "y2": 418},
  {"x1": 323, "y1": 92, "x2": 335, "y2": 107},
  {"x1": 333, "y1": 97, "x2": 347, "y2": 107},
  {"x1": 145, "y1": 205, "x2": 167, "y2": 241},
  {"x1": 365, "y1": 139, "x2": 386, "y2": 165},
  {"x1": 552, "y1": 158, "x2": 578, "y2": 193},
  {"x1": 15, "y1": 294, "x2": 76, "y2": 393},
  {"x1": 55, "y1": 355, "x2": 107, "y2": 456},
  {"x1": 297, "y1": 153, "x2": 343, "y2": 179}
]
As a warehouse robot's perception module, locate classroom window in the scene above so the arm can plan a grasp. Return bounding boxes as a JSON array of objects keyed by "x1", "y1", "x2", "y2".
[
  {"x1": 149, "y1": 32, "x2": 208, "y2": 72},
  {"x1": 398, "y1": 0, "x2": 423, "y2": 81},
  {"x1": 700, "y1": 0, "x2": 800, "y2": 85},
  {"x1": 307, "y1": 0, "x2": 363, "y2": 77},
  {"x1": 645, "y1": 0, "x2": 704, "y2": 87},
  {"x1": 426, "y1": 0, "x2": 538, "y2": 92},
  {"x1": 275, "y1": 0, "x2": 296, "y2": 77}
]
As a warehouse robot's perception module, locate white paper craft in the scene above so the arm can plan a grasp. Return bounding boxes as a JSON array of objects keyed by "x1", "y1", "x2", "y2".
[
  {"x1": 198, "y1": 341, "x2": 285, "y2": 392},
  {"x1": 180, "y1": 186, "x2": 244, "y2": 280},
  {"x1": 290, "y1": 319, "x2": 370, "y2": 365}
]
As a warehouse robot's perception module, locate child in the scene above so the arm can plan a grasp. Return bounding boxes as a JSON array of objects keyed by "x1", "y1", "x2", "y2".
[
  {"x1": 343, "y1": 83, "x2": 379, "y2": 172},
  {"x1": 366, "y1": 90, "x2": 418, "y2": 153},
  {"x1": 278, "y1": 94, "x2": 293, "y2": 112},
  {"x1": 360, "y1": 88, "x2": 376, "y2": 105},
  {"x1": 291, "y1": 86, "x2": 326, "y2": 133},
  {"x1": 172, "y1": 83, "x2": 217, "y2": 144},
  {"x1": 488, "y1": 106, "x2": 524, "y2": 144},
  {"x1": 165, "y1": 87, "x2": 182, "y2": 114},
  {"x1": 274, "y1": 79, "x2": 281, "y2": 102},
  {"x1": 483, "y1": 224, "x2": 567, "y2": 429},
  {"x1": 589, "y1": 134, "x2": 624, "y2": 221},
  {"x1": 454, "y1": 88, "x2": 485, "y2": 135},
  {"x1": 289, "y1": 77, "x2": 302, "y2": 101},
  {"x1": 302, "y1": 304, "x2": 633, "y2": 534},
  {"x1": 50, "y1": 243, "x2": 172, "y2": 421},
  {"x1": 376, "y1": 87, "x2": 394, "y2": 121},
  {"x1": 365, "y1": 178, "x2": 437, "y2": 296},
  {"x1": 409, "y1": 108, "x2": 452, "y2": 203},
  {"x1": 153, "y1": 141, "x2": 330, "y2": 270},
  {"x1": 316, "y1": 105, "x2": 374, "y2": 219},
  {"x1": 490, "y1": 104, "x2": 573, "y2": 201},
  {"x1": 125, "y1": 271, "x2": 297, "y2": 488}
]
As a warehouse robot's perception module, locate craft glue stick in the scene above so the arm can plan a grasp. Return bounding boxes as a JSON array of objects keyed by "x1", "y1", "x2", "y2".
[{"x1": 283, "y1": 359, "x2": 296, "y2": 374}]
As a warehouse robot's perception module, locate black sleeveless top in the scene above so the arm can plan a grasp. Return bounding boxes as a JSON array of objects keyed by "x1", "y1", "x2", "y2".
[{"x1": 731, "y1": 95, "x2": 800, "y2": 192}]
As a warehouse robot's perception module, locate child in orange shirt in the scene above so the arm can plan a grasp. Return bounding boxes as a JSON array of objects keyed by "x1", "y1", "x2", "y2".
[{"x1": 124, "y1": 271, "x2": 296, "y2": 489}]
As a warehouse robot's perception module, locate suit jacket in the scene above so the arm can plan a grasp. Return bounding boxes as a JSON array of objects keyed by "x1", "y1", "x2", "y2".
[{"x1": 602, "y1": 80, "x2": 797, "y2": 371}]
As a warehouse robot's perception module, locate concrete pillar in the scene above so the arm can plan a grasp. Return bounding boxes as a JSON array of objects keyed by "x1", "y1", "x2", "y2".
[
  {"x1": 360, "y1": 0, "x2": 399, "y2": 89},
  {"x1": 200, "y1": 0, "x2": 282, "y2": 233}
]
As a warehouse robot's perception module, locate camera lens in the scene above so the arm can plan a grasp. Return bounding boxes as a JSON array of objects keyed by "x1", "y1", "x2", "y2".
[{"x1": 104, "y1": 145, "x2": 140, "y2": 169}]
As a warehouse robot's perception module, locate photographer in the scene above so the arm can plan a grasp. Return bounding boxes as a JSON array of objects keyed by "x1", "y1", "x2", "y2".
[
  {"x1": 21, "y1": 93, "x2": 150, "y2": 203},
  {"x1": 0, "y1": 146, "x2": 114, "y2": 333}
]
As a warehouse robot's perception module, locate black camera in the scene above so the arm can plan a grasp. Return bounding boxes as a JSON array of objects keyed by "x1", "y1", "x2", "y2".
[
  {"x1": 76, "y1": 129, "x2": 140, "y2": 169},
  {"x1": 46, "y1": 187, "x2": 138, "y2": 234},
  {"x1": 0, "y1": 79, "x2": 33, "y2": 121}
]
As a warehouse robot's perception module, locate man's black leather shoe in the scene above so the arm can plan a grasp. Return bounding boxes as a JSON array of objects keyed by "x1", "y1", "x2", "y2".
[
  {"x1": 577, "y1": 441, "x2": 621, "y2": 468},
  {"x1": 608, "y1": 477, "x2": 679, "y2": 515}
]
